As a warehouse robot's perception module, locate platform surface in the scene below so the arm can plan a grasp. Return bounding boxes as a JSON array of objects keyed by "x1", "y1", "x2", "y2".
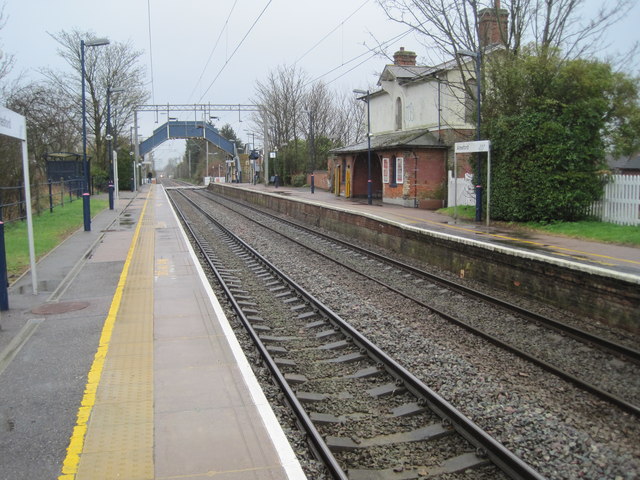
[{"x1": 0, "y1": 185, "x2": 306, "y2": 480}]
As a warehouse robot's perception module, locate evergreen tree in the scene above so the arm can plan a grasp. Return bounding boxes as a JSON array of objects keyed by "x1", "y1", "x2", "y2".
[{"x1": 484, "y1": 50, "x2": 640, "y2": 222}]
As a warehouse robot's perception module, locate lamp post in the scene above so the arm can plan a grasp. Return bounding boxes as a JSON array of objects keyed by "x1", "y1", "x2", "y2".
[
  {"x1": 353, "y1": 89, "x2": 372, "y2": 205},
  {"x1": 457, "y1": 49, "x2": 482, "y2": 222},
  {"x1": 81, "y1": 37, "x2": 110, "y2": 231},
  {"x1": 302, "y1": 110, "x2": 315, "y2": 194},
  {"x1": 106, "y1": 86, "x2": 124, "y2": 209}
]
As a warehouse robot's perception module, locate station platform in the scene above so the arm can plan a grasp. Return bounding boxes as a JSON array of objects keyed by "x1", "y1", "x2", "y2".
[
  {"x1": 0, "y1": 185, "x2": 306, "y2": 480},
  {"x1": 228, "y1": 182, "x2": 640, "y2": 280}
]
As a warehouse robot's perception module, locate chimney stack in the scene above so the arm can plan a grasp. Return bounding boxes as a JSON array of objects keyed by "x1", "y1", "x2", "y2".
[
  {"x1": 393, "y1": 47, "x2": 417, "y2": 66},
  {"x1": 478, "y1": 0, "x2": 508, "y2": 47}
]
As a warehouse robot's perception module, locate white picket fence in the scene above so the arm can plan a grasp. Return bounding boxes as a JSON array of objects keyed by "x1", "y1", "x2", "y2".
[
  {"x1": 447, "y1": 170, "x2": 476, "y2": 207},
  {"x1": 590, "y1": 174, "x2": 640, "y2": 226},
  {"x1": 448, "y1": 172, "x2": 640, "y2": 226}
]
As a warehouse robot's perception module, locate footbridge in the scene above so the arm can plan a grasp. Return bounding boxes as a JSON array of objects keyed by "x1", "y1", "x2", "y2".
[{"x1": 139, "y1": 120, "x2": 235, "y2": 157}]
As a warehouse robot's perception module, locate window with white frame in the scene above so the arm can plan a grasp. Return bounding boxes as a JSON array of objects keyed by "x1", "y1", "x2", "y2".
[
  {"x1": 396, "y1": 157, "x2": 404, "y2": 184},
  {"x1": 382, "y1": 158, "x2": 389, "y2": 183}
]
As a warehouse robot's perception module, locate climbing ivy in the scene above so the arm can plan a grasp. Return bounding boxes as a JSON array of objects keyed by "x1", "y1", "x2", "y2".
[{"x1": 483, "y1": 50, "x2": 639, "y2": 222}]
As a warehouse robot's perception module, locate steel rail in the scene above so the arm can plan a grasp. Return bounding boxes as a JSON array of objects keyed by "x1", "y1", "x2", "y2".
[
  {"x1": 200, "y1": 189, "x2": 640, "y2": 362},
  {"x1": 195, "y1": 189, "x2": 640, "y2": 418},
  {"x1": 168, "y1": 190, "x2": 348, "y2": 480},
  {"x1": 172, "y1": 187, "x2": 547, "y2": 480}
]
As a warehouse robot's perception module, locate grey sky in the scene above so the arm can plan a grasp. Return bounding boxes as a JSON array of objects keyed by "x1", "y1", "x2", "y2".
[{"x1": 2, "y1": 0, "x2": 638, "y2": 166}]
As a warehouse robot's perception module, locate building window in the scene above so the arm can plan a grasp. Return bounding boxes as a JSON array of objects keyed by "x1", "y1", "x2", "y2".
[
  {"x1": 390, "y1": 156, "x2": 397, "y2": 187},
  {"x1": 382, "y1": 158, "x2": 389, "y2": 183},
  {"x1": 465, "y1": 78, "x2": 476, "y2": 124},
  {"x1": 395, "y1": 97, "x2": 402, "y2": 130},
  {"x1": 396, "y1": 157, "x2": 404, "y2": 184}
]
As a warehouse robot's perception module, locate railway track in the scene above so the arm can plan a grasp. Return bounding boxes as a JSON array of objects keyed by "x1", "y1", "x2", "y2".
[
  {"x1": 167, "y1": 187, "x2": 546, "y2": 480},
  {"x1": 182, "y1": 187, "x2": 640, "y2": 417}
]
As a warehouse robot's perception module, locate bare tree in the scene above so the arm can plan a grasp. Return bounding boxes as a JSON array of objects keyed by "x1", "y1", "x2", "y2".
[
  {"x1": 0, "y1": 4, "x2": 15, "y2": 100},
  {"x1": 253, "y1": 65, "x2": 367, "y2": 178},
  {"x1": 41, "y1": 29, "x2": 149, "y2": 175},
  {"x1": 377, "y1": 0, "x2": 636, "y2": 61},
  {"x1": 253, "y1": 65, "x2": 307, "y2": 150},
  {"x1": 6, "y1": 83, "x2": 81, "y2": 165}
]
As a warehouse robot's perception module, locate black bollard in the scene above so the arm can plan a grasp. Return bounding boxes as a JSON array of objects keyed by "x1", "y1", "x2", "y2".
[
  {"x1": 0, "y1": 221, "x2": 8, "y2": 311},
  {"x1": 83, "y1": 193, "x2": 91, "y2": 231},
  {"x1": 108, "y1": 182, "x2": 114, "y2": 210}
]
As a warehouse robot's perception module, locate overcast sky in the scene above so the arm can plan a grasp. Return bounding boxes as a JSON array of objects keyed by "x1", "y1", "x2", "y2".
[{"x1": 2, "y1": 0, "x2": 638, "y2": 167}]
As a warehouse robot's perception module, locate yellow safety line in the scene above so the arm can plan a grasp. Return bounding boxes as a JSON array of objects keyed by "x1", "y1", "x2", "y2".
[
  {"x1": 58, "y1": 190, "x2": 151, "y2": 480},
  {"x1": 389, "y1": 211, "x2": 640, "y2": 267}
]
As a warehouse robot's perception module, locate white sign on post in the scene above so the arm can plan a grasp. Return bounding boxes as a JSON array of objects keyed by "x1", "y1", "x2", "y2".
[
  {"x1": 0, "y1": 106, "x2": 37, "y2": 295},
  {"x1": 453, "y1": 139, "x2": 492, "y2": 227},
  {"x1": 454, "y1": 140, "x2": 490, "y2": 153},
  {"x1": 0, "y1": 106, "x2": 26, "y2": 141}
]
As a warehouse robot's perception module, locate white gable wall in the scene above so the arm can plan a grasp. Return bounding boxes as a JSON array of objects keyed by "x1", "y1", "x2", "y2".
[{"x1": 370, "y1": 66, "x2": 474, "y2": 137}]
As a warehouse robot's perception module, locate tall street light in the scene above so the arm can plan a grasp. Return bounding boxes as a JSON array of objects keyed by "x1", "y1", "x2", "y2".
[
  {"x1": 81, "y1": 37, "x2": 110, "y2": 231},
  {"x1": 303, "y1": 110, "x2": 315, "y2": 194},
  {"x1": 353, "y1": 89, "x2": 372, "y2": 205},
  {"x1": 107, "y1": 86, "x2": 124, "y2": 209},
  {"x1": 457, "y1": 49, "x2": 483, "y2": 222}
]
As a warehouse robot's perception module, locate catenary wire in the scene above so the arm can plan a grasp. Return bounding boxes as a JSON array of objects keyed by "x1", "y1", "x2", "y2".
[
  {"x1": 147, "y1": 0, "x2": 155, "y2": 103},
  {"x1": 188, "y1": 0, "x2": 240, "y2": 103},
  {"x1": 293, "y1": 0, "x2": 371, "y2": 65},
  {"x1": 304, "y1": 28, "x2": 413, "y2": 87},
  {"x1": 198, "y1": 0, "x2": 273, "y2": 102}
]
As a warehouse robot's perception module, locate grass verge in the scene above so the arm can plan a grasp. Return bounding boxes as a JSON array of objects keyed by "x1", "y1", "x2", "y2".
[
  {"x1": 2, "y1": 199, "x2": 108, "y2": 280},
  {"x1": 437, "y1": 206, "x2": 640, "y2": 246}
]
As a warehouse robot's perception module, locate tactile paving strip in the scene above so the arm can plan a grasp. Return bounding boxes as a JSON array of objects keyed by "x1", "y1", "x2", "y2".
[{"x1": 60, "y1": 190, "x2": 156, "y2": 480}]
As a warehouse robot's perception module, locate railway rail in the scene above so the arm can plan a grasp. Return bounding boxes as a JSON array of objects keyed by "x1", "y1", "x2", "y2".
[
  {"x1": 166, "y1": 187, "x2": 546, "y2": 480},
  {"x1": 184, "y1": 187, "x2": 640, "y2": 417}
]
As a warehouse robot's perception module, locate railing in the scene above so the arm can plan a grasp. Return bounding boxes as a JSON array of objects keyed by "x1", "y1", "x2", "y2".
[{"x1": 0, "y1": 178, "x2": 85, "y2": 223}]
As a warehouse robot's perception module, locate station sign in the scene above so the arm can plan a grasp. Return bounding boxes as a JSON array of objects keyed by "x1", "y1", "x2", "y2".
[
  {"x1": 0, "y1": 106, "x2": 26, "y2": 141},
  {"x1": 455, "y1": 140, "x2": 491, "y2": 153}
]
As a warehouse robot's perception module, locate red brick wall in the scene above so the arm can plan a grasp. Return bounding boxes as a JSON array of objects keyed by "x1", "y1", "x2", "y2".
[
  {"x1": 307, "y1": 171, "x2": 330, "y2": 190},
  {"x1": 378, "y1": 148, "x2": 447, "y2": 205}
]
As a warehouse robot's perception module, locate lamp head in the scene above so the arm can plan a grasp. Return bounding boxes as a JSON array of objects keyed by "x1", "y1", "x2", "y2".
[
  {"x1": 85, "y1": 38, "x2": 110, "y2": 47},
  {"x1": 456, "y1": 49, "x2": 478, "y2": 58}
]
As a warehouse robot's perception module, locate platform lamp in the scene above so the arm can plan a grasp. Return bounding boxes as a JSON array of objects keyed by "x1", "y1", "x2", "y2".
[
  {"x1": 457, "y1": 49, "x2": 483, "y2": 222},
  {"x1": 106, "y1": 86, "x2": 125, "y2": 209},
  {"x1": 303, "y1": 110, "x2": 315, "y2": 194},
  {"x1": 81, "y1": 37, "x2": 110, "y2": 231},
  {"x1": 353, "y1": 89, "x2": 372, "y2": 205}
]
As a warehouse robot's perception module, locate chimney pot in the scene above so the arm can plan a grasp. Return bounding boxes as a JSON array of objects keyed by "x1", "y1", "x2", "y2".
[{"x1": 393, "y1": 47, "x2": 417, "y2": 66}]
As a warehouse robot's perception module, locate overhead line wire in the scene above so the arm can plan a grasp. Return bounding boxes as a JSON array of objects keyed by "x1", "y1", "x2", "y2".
[
  {"x1": 147, "y1": 0, "x2": 155, "y2": 103},
  {"x1": 293, "y1": 0, "x2": 370, "y2": 65},
  {"x1": 198, "y1": 0, "x2": 273, "y2": 102},
  {"x1": 304, "y1": 28, "x2": 413, "y2": 87},
  {"x1": 188, "y1": 0, "x2": 239, "y2": 102}
]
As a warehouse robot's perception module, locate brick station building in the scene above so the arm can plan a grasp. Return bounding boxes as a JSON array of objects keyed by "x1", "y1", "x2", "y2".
[{"x1": 329, "y1": 3, "x2": 507, "y2": 208}]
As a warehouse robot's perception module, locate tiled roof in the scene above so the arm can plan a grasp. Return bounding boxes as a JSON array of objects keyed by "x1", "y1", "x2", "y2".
[{"x1": 330, "y1": 129, "x2": 444, "y2": 154}]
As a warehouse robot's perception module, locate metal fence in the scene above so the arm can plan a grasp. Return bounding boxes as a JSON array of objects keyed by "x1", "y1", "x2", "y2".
[{"x1": 0, "y1": 178, "x2": 85, "y2": 223}]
